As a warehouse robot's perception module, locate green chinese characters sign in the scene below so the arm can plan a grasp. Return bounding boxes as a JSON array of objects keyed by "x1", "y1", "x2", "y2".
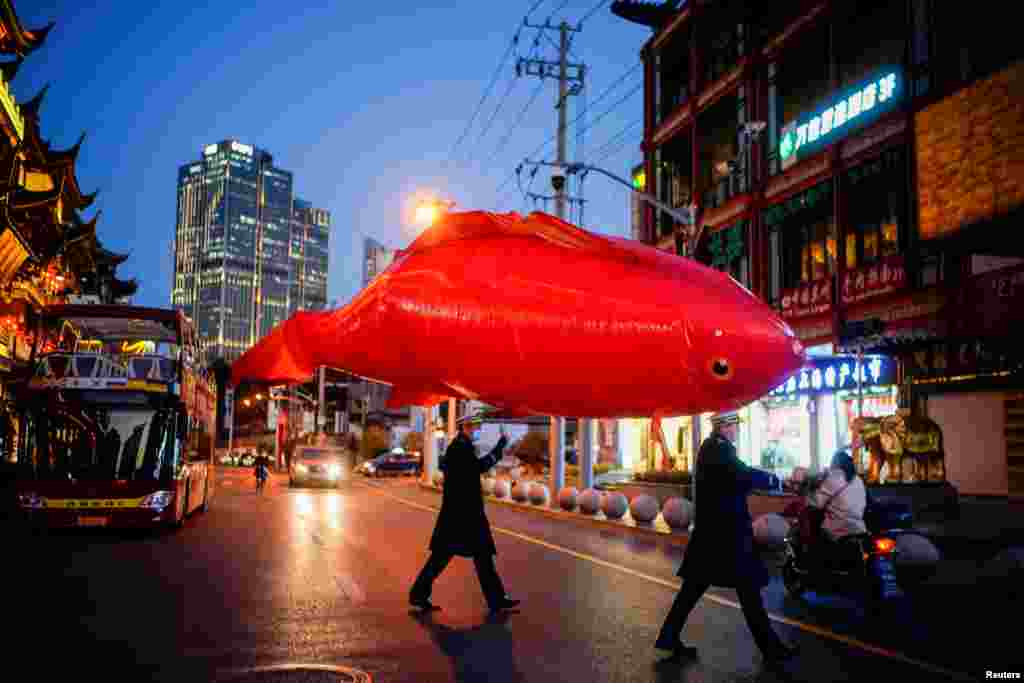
[{"x1": 780, "y1": 69, "x2": 901, "y2": 164}]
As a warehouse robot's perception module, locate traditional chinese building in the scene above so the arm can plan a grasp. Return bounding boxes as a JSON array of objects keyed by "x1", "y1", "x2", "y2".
[
  {"x1": 0, "y1": 1, "x2": 131, "y2": 461},
  {"x1": 613, "y1": 0, "x2": 1023, "y2": 495}
]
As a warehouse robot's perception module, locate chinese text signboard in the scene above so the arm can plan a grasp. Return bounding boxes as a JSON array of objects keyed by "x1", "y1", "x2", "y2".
[
  {"x1": 768, "y1": 355, "x2": 895, "y2": 398},
  {"x1": 780, "y1": 70, "x2": 901, "y2": 168},
  {"x1": 954, "y1": 263, "x2": 1024, "y2": 338},
  {"x1": 781, "y1": 279, "x2": 832, "y2": 320},
  {"x1": 842, "y1": 255, "x2": 906, "y2": 305}
]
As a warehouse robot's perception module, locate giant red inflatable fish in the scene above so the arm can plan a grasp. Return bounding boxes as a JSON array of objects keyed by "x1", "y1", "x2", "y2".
[{"x1": 230, "y1": 211, "x2": 805, "y2": 418}]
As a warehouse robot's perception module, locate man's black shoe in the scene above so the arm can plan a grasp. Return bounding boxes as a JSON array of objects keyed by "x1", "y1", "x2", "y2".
[
  {"x1": 489, "y1": 597, "x2": 521, "y2": 611},
  {"x1": 410, "y1": 597, "x2": 440, "y2": 611},
  {"x1": 763, "y1": 643, "x2": 799, "y2": 664},
  {"x1": 654, "y1": 638, "x2": 698, "y2": 659}
]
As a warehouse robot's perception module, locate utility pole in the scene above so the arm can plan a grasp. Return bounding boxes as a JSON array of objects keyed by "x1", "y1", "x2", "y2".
[{"x1": 517, "y1": 16, "x2": 586, "y2": 501}]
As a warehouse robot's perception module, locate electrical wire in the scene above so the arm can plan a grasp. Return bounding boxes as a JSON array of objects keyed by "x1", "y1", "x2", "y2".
[
  {"x1": 487, "y1": 81, "x2": 546, "y2": 164},
  {"x1": 578, "y1": 0, "x2": 611, "y2": 27},
  {"x1": 575, "y1": 82, "x2": 643, "y2": 138},
  {"x1": 471, "y1": 75, "x2": 520, "y2": 155},
  {"x1": 444, "y1": 30, "x2": 521, "y2": 169},
  {"x1": 588, "y1": 118, "x2": 642, "y2": 160}
]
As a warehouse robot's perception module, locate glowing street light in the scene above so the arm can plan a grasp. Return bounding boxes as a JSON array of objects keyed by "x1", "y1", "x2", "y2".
[
  {"x1": 415, "y1": 198, "x2": 456, "y2": 226},
  {"x1": 244, "y1": 399, "x2": 251, "y2": 407}
]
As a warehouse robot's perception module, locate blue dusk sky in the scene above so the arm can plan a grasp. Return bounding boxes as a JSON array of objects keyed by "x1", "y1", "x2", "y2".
[{"x1": 15, "y1": 1, "x2": 650, "y2": 309}]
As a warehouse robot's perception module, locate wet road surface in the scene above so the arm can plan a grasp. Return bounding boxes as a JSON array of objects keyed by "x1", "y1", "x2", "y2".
[{"x1": 3, "y1": 469, "x2": 1013, "y2": 681}]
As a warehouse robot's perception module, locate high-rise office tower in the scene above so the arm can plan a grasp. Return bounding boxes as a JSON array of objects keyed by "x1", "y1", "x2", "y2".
[
  {"x1": 173, "y1": 140, "x2": 330, "y2": 362},
  {"x1": 362, "y1": 237, "x2": 394, "y2": 287}
]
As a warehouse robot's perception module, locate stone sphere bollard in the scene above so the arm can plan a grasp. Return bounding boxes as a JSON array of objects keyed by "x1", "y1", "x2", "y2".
[
  {"x1": 558, "y1": 487, "x2": 578, "y2": 511},
  {"x1": 529, "y1": 483, "x2": 550, "y2": 505},
  {"x1": 481, "y1": 477, "x2": 496, "y2": 495},
  {"x1": 512, "y1": 480, "x2": 531, "y2": 502},
  {"x1": 602, "y1": 492, "x2": 628, "y2": 519},
  {"x1": 753, "y1": 513, "x2": 790, "y2": 546},
  {"x1": 662, "y1": 497, "x2": 693, "y2": 530},
  {"x1": 432, "y1": 472, "x2": 444, "y2": 486},
  {"x1": 493, "y1": 479, "x2": 510, "y2": 499},
  {"x1": 630, "y1": 494, "x2": 659, "y2": 524},
  {"x1": 578, "y1": 488, "x2": 602, "y2": 514},
  {"x1": 894, "y1": 533, "x2": 941, "y2": 566}
]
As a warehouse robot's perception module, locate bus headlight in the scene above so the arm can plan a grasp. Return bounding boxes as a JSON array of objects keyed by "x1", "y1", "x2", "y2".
[{"x1": 140, "y1": 491, "x2": 173, "y2": 510}]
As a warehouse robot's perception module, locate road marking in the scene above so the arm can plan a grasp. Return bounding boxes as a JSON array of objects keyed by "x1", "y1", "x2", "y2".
[{"x1": 358, "y1": 481, "x2": 970, "y2": 681}]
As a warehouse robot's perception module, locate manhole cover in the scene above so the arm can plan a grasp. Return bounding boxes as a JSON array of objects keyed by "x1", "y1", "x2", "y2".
[{"x1": 214, "y1": 664, "x2": 372, "y2": 683}]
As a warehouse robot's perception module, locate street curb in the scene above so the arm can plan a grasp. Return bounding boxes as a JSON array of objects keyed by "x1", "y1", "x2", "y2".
[{"x1": 417, "y1": 482, "x2": 691, "y2": 546}]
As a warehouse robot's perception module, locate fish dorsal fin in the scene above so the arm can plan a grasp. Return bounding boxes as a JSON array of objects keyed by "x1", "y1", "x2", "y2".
[{"x1": 400, "y1": 210, "x2": 615, "y2": 257}]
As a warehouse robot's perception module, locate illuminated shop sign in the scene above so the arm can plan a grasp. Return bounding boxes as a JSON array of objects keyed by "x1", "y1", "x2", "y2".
[
  {"x1": 768, "y1": 355, "x2": 894, "y2": 397},
  {"x1": 780, "y1": 70, "x2": 900, "y2": 164}
]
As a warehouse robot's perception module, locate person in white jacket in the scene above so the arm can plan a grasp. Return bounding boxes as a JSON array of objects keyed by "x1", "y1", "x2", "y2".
[{"x1": 810, "y1": 450, "x2": 867, "y2": 543}]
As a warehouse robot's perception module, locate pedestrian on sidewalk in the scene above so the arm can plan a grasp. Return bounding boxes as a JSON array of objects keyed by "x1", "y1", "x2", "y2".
[
  {"x1": 655, "y1": 410, "x2": 798, "y2": 664},
  {"x1": 410, "y1": 410, "x2": 520, "y2": 612}
]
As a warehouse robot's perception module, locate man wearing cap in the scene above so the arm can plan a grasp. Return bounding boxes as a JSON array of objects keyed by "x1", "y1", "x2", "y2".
[
  {"x1": 410, "y1": 409, "x2": 520, "y2": 612},
  {"x1": 655, "y1": 409, "x2": 799, "y2": 664}
]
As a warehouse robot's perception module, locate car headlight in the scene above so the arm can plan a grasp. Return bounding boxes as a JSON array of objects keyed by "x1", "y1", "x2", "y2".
[
  {"x1": 365, "y1": 464, "x2": 375, "y2": 473},
  {"x1": 295, "y1": 464, "x2": 307, "y2": 474},
  {"x1": 17, "y1": 491, "x2": 44, "y2": 508},
  {"x1": 140, "y1": 491, "x2": 174, "y2": 510},
  {"x1": 327, "y1": 464, "x2": 341, "y2": 478}
]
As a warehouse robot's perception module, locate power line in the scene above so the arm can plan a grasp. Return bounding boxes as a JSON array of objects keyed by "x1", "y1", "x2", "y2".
[
  {"x1": 578, "y1": 0, "x2": 611, "y2": 26},
  {"x1": 575, "y1": 81, "x2": 642, "y2": 138},
  {"x1": 471, "y1": 75, "x2": 520, "y2": 156},
  {"x1": 444, "y1": 29, "x2": 521, "y2": 168},
  {"x1": 589, "y1": 118, "x2": 642, "y2": 159},
  {"x1": 487, "y1": 80, "x2": 546, "y2": 164}
]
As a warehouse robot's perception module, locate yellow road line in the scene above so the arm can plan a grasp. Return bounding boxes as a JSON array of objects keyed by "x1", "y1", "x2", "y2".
[{"x1": 358, "y1": 481, "x2": 971, "y2": 681}]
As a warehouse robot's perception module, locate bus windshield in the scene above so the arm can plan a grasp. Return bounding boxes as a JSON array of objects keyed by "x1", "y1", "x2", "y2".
[{"x1": 18, "y1": 393, "x2": 180, "y2": 483}]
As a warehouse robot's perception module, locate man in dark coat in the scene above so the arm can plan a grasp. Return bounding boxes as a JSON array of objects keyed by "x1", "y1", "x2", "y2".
[
  {"x1": 410, "y1": 411, "x2": 520, "y2": 612},
  {"x1": 655, "y1": 410, "x2": 798, "y2": 663}
]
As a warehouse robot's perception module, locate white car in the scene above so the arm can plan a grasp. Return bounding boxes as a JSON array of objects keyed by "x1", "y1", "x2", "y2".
[{"x1": 290, "y1": 446, "x2": 352, "y2": 488}]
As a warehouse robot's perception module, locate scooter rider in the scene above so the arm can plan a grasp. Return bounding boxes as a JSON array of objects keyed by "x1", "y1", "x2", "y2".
[{"x1": 807, "y1": 450, "x2": 867, "y2": 560}]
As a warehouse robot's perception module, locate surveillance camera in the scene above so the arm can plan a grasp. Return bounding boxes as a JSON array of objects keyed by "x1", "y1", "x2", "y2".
[{"x1": 551, "y1": 168, "x2": 566, "y2": 193}]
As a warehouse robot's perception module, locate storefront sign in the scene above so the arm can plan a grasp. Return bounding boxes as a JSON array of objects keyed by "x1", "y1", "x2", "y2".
[
  {"x1": 842, "y1": 255, "x2": 905, "y2": 304},
  {"x1": 781, "y1": 279, "x2": 832, "y2": 319},
  {"x1": 768, "y1": 355, "x2": 895, "y2": 397},
  {"x1": 954, "y1": 263, "x2": 1024, "y2": 337},
  {"x1": 847, "y1": 288, "x2": 946, "y2": 325},
  {"x1": 780, "y1": 70, "x2": 901, "y2": 166},
  {"x1": 790, "y1": 318, "x2": 834, "y2": 342},
  {"x1": 907, "y1": 340, "x2": 1024, "y2": 380}
]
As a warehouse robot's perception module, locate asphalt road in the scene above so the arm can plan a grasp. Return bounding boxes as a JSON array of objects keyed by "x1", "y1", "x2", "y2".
[{"x1": 2, "y1": 469, "x2": 1016, "y2": 682}]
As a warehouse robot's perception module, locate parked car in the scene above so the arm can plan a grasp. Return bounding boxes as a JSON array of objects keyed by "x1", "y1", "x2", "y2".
[
  {"x1": 358, "y1": 455, "x2": 389, "y2": 477},
  {"x1": 371, "y1": 453, "x2": 421, "y2": 477}
]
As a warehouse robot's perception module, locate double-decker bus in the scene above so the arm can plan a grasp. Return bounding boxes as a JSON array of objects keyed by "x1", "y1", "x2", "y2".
[{"x1": 12, "y1": 304, "x2": 216, "y2": 529}]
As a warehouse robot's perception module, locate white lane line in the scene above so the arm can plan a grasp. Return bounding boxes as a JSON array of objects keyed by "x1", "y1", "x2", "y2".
[{"x1": 358, "y1": 481, "x2": 971, "y2": 681}]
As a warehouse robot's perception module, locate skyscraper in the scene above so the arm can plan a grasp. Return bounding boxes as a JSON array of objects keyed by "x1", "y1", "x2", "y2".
[
  {"x1": 362, "y1": 237, "x2": 394, "y2": 287},
  {"x1": 173, "y1": 140, "x2": 330, "y2": 362}
]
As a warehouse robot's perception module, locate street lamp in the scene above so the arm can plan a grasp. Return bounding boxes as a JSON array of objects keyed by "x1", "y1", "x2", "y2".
[{"x1": 415, "y1": 198, "x2": 456, "y2": 226}]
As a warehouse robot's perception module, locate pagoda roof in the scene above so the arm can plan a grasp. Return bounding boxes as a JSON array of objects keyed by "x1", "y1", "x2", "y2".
[
  {"x1": 96, "y1": 243, "x2": 129, "y2": 266},
  {"x1": 0, "y1": 55, "x2": 23, "y2": 82},
  {"x1": 0, "y1": 3, "x2": 53, "y2": 57},
  {"x1": 9, "y1": 178, "x2": 62, "y2": 210},
  {"x1": 53, "y1": 214, "x2": 97, "y2": 269},
  {"x1": 610, "y1": 0, "x2": 680, "y2": 28}
]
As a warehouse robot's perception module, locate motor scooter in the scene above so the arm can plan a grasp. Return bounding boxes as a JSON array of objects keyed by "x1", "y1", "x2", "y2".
[{"x1": 780, "y1": 482, "x2": 912, "y2": 608}]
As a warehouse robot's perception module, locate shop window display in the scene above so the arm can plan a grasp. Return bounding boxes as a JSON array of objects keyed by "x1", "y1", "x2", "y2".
[{"x1": 761, "y1": 397, "x2": 811, "y2": 478}]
